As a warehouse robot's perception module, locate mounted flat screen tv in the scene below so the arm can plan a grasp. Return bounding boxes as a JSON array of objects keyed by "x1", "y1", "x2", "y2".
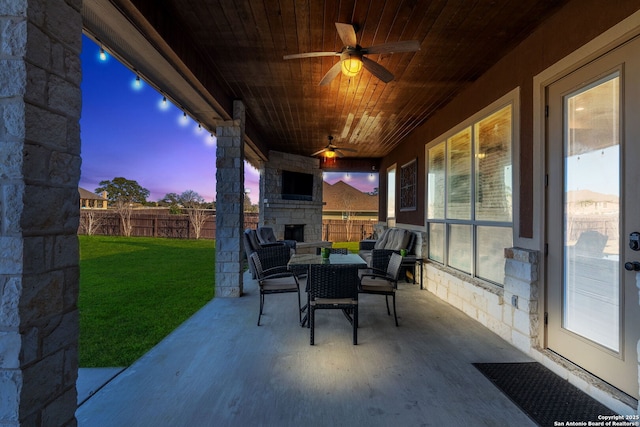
[{"x1": 282, "y1": 170, "x2": 313, "y2": 201}]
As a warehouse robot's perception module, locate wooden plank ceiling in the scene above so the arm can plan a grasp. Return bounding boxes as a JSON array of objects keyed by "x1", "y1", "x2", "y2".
[{"x1": 108, "y1": 0, "x2": 567, "y2": 164}]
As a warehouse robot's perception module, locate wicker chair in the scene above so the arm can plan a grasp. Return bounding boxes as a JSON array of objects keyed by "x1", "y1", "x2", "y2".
[
  {"x1": 250, "y1": 250, "x2": 301, "y2": 326},
  {"x1": 370, "y1": 249, "x2": 396, "y2": 272},
  {"x1": 359, "y1": 252, "x2": 403, "y2": 326},
  {"x1": 257, "y1": 226, "x2": 297, "y2": 250},
  {"x1": 243, "y1": 229, "x2": 288, "y2": 278},
  {"x1": 253, "y1": 245, "x2": 292, "y2": 277},
  {"x1": 307, "y1": 264, "x2": 360, "y2": 345}
]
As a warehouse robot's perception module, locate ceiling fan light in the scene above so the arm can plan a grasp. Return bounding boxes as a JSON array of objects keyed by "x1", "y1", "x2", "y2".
[
  {"x1": 341, "y1": 54, "x2": 363, "y2": 77},
  {"x1": 324, "y1": 149, "x2": 336, "y2": 158}
]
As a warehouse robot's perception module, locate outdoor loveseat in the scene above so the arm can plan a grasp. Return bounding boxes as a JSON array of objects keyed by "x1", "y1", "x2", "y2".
[{"x1": 358, "y1": 228, "x2": 416, "y2": 270}]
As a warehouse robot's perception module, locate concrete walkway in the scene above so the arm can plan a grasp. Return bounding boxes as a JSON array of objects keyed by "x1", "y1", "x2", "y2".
[
  {"x1": 76, "y1": 271, "x2": 536, "y2": 426},
  {"x1": 77, "y1": 368, "x2": 124, "y2": 406}
]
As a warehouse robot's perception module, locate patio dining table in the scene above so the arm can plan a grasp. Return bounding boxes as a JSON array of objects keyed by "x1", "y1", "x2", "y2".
[
  {"x1": 288, "y1": 252, "x2": 367, "y2": 327},
  {"x1": 288, "y1": 252, "x2": 368, "y2": 268}
]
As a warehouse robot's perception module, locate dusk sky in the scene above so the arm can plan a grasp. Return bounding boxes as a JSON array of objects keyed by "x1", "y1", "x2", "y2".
[{"x1": 79, "y1": 36, "x2": 378, "y2": 204}]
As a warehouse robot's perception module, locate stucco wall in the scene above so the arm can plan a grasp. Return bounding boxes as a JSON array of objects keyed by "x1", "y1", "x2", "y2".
[{"x1": 380, "y1": 0, "x2": 640, "y2": 234}]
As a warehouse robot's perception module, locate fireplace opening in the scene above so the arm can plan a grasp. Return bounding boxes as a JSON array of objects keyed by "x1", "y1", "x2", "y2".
[{"x1": 284, "y1": 224, "x2": 304, "y2": 242}]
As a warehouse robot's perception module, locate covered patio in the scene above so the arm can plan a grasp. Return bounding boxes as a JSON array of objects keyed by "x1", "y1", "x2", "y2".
[
  {"x1": 5, "y1": 0, "x2": 640, "y2": 424},
  {"x1": 76, "y1": 271, "x2": 535, "y2": 426}
]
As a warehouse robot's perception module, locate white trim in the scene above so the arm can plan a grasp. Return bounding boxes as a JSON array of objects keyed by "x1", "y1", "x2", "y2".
[
  {"x1": 532, "y1": 9, "x2": 640, "y2": 413},
  {"x1": 424, "y1": 87, "x2": 520, "y2": 257},
  {"x1": 533, "y1": 10, "x2": 640, "y2": 259},
  {"x1": 386, "y1": 164, "x2": 397, "y2": 221}
]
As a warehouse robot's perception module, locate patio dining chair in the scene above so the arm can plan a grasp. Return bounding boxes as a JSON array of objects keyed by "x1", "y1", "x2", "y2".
[
  {"x1": 359, "y1": 252, "x2": 403, "y2": 326},
  {"x1": 308, "y1": 264, "x2": 360, "y2": 345},
  {"x1": 243, "y1": 229, "x2": 289, "y2": 278},
  {"x1": 257, "y1": 226, "x2": 297, "y2": 250},
  {"x1": 250, "y1": 251, "x2": 302, "y2": 326}
]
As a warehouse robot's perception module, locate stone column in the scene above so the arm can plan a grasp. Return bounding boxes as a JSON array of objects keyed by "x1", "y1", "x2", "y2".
[
  {"x1": 1, "y1": 0, "x2": 82, "y2": 425},
  {"x1": 215, "y1": 101, "x2": 245, "y2": 297},
  {"x1": 504, "y1": 247, "x2": 540, "y2": 353}
]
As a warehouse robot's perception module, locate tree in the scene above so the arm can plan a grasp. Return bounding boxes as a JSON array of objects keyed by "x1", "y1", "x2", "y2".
[
  {"x1": 96, "y1": 177, "x2": 150, "y2": 205},
  {"x1": 340, "y1": 193, "x2": 356, "y2": 242},
  {"x1": 159, "y1": 192, "x2": 182, "y2": 214},
  {"x1": 243, "y1": 193, "x2": 258, "y2": 213},
  {"x1": 79, "y1": 209, "x2": 104, "y2": 235},
  {"x1": 179, "y1": 190, "x2": 209, "y2": 239},
  {"x1": 95, "y1": 177, "x2": 150, "y2": 237}
]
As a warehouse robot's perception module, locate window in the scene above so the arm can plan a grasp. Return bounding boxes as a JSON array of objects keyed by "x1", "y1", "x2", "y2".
[
  {"x1": 426, "y1": 104, "x2": 513, "y2": 285},
  {"x1": 400, "y1": 159, "x2": 417, "y2": 211},
  {"x1": 387, "y1": 165, "x2": 396, "y2": 220}
]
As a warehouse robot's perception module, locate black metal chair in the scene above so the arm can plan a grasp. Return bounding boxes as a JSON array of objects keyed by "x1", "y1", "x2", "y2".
[
  {"x1": 250, "y1": 249, "x2": 301, "y2": 326},
  {"x1": 359, "y1": 252, "x2": 403, "y2": 326},
  {"x1": 307, "y1": 264, "x2": 360, "y2": 345}
]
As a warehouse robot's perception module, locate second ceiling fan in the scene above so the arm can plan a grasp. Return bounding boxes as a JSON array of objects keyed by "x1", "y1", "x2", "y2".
[
  {"x1": 284, "y1": 22, "x2": 420, "y2": 85},
  {"x1": 311, "y1": 136, "x2": 356, "y2": 158}
]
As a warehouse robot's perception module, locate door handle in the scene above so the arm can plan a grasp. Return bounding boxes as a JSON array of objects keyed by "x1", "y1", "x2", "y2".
[{"x1": 624, "y1": 261, "x2": 640, "y2": 271}]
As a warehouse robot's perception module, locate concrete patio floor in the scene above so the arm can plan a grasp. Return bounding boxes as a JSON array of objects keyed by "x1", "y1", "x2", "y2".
[{"x1": 76, "y1": 271, "x2": 536, "y2": 426}]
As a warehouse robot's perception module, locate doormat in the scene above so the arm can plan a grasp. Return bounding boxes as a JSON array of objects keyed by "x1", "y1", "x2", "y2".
[{"x1": 473, "y1": 362, "x2": 619, "y2": 426}]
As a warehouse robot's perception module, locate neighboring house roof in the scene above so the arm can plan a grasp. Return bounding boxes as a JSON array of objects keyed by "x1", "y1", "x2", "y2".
[
  {"x1": 323, "y1": 181, "x2": 378, "y2": 213},
  {"x1": 78, "y1": 187, "x2": 107, "y2": 201}
]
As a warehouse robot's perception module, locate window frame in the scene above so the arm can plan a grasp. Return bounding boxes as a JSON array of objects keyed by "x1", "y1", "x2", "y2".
[
  {"x1": 387, "y1": 164, "x2": 397, "y2": 221},
  {"x1": 425, "y1": 97, "x2": 517, "y2": 286},
  {"x1": 400, "y1": 158, "x2": 418, "y2": 211}
]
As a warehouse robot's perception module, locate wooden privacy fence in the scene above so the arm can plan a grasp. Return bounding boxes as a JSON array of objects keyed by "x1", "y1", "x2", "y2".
[
  {"x1": 79, "y1": 210, "x2": 375, "y2": 242},
  {"x1": 322, "y1": 219, "x2": 375, "y2": 242}
]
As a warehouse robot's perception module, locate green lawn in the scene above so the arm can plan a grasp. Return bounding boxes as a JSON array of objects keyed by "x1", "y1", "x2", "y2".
[
  {"x1": 79, "y1": 235, "x2": 215, "y2": 367},
  {"x1": 332, "y1": 241, "x2": 360, "y2": 253},
  {"x1": 79, "y1": 235, "x2": 358, "y2": 367}
]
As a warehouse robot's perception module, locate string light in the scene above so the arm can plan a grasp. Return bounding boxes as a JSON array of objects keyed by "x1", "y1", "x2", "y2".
[
  {"x1": 94, "y1": 37, "x2": 218, "y2": 149},
  {"x1": 158, "y1": 95, "x2": 169, "y2": 111},
  {"x1": 178, "y1": 110, "x2": 189, "y2": 126},
  {"x1": 92, "y1": 37, "x2": 222, "y2": 153},
  {"x1": 131, "y1": 73, "x2": 143, "y2": 91}
]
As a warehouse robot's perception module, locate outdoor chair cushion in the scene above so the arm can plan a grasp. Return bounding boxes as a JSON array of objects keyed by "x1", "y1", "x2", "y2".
[{"x1": 359, "y1": 228, "x2": 415, "y2": 268}]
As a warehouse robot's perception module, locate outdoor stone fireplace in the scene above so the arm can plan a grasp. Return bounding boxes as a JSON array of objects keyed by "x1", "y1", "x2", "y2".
[
  {"x1": 284, "y1": 224, "x2": 305, "y2": 242},
  {"x1": 259, "y1": 151, "x2": 324, "y2": 242}
]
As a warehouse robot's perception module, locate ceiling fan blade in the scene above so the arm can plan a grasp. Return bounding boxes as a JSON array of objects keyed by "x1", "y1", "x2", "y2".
[
  {"x1": 311, "y1": 148, "x2": 328, "y2": 156},
  {"x1": 335, "y1": 23, "x2": 357, "y2": 47},
  {"x1": 319, "y1": 60, "x2": 343, "y2": 86},
  {"x1": 362, "y1": 57, "x2": 394, "y2": 83},
  {"x1": 336, "y1": 149, "x2": 345, "y2": 158},
  {"x1": 336, "y1": 147, "x2": 357, "y2": 152},
  {"x1": 364, "y1": 40, "x2": 421, "y2": 55},
  {"x1": 283, "y1": 51, "x2": 340, "y2": 60}
]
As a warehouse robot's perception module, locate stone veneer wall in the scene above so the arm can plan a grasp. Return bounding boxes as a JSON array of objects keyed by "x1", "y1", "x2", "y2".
[
  {"x1": 423, "y1": 248, "x2": 637, "y2": 413},
  {"x1": 423, "y1": 248, "x2": 539, "y2": 352},
  {"x1": 259, "y1": 151, "x2": 323, "y2": 242},
  {"x1": 1, "y1": 1, "x2": 83, "y2": 425}
]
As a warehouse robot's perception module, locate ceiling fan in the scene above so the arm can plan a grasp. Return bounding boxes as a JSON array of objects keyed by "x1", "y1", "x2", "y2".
[
  {"x1": 284, "y1": 22, "x2": 420, "y2": 85},
  {"x1": 311, "y1": 136, "x2": 356, "y2": 158}
]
